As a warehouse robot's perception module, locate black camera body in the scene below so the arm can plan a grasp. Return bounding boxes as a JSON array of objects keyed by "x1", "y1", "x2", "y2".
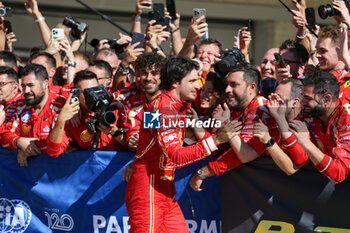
[
  {"x1": 84, "y1": 85, "x2": 121, "y2": 134},
  {"x1": 89, "y1": 38, "x2": 124, "y2": 54},
  {"x1": 0, "y1": 7, "x2": 11, "y2": 17},
  {"x1": 63, "y1": 16, "x2": 88, "y2": 39},
  {"x1": 214, "y1": 47, "x2": 246, "y2": 78},
  {"x1": 318, "y1": 0, "x2": 350, "y2": 19}
]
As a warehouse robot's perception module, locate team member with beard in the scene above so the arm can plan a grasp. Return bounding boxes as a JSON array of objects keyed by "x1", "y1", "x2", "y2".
[
  {"x1": 190, "y1": 64, "x2": 280, "y2": 190},
  {"x1": 0, "y1": 64, "x2": 66, "y2": 166},
  {"x1": 125, "y1": 56, "x2": 240, "y2": 233},
  {"x1": 289, "y1": 72, "x2": 350, "y2": 183},
  {"x1": 121, "y1": 52, "x2": 166, "y2": 152}
]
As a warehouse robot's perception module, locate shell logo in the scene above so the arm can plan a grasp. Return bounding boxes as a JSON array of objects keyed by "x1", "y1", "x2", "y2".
[
  {"x1": 80, "y1": 130, "x2": 92, "y2": 142},
  {"x1": 22, "y1": 125, "x2": 29, "y2": 135}
]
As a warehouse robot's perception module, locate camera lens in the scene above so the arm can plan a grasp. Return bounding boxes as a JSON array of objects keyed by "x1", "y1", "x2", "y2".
[
  {"x1": 102, "y1": 111, "x2": 116, "y2": 126},
  {"x1": 318, "y1": 4, "x2": 337, "y2": 19},
  {"x1": 0, "y1": 8, "x2": 5, "y2": 17}
]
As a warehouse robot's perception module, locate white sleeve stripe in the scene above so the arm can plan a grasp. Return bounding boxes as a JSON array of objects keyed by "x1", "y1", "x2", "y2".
[
  {"x1": 206, "y1": 136, "x2": 218, "y2": 152},
  {"x1": 283, "y1": 139, "x2": 297, "y2": 148},
  {"x1": 320, "y1": 157, "x2": 332, "y2": 173},
  {"x1": 202, "y1": 139, "x2": 211, "y2": 155}
]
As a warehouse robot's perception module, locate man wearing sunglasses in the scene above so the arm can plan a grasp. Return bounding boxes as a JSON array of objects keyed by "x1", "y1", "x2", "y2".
[{"x1": 275, "y1": 40, "x2": 309, "y2": 82}]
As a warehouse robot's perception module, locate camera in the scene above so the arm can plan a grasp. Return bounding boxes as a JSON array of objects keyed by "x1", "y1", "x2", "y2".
[
  {"x1": 84, "y1": 85, "x2": 123, "y2": 134},
  {"x1": 0, "y1": 7, "x2": 11, "y2": 17},
  {"x1": 63, "y1": 16, "x2": 88, "y2": 39},
  {"x1": 90, "y1": 38, "x2": 125, "y2": 54},
  {"x1": 318, "y1": 0, "x2": 350, "y2": 19},
  {"x1": 214, "y1": 47, "x2": 246, "y2": 78}
]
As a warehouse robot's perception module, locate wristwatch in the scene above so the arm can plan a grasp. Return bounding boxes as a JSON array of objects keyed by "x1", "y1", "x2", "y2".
[
  {"x1": 153, "y1": 46, "x2": 163, "y2": 53},
  {"x1": 197, "y1": 168, "x2": 206, "y2": 179},
  {"x1": 117, "y1": 63, "x2": 130, "y2": 75},
  {"x1": 67, "y1": 61, "x2": 77, "y2": 68},
  {"x1": 263, "y1": 138, "x2": 275, "y2": 148}
]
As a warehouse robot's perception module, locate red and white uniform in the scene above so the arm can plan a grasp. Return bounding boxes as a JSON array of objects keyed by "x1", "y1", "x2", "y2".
[
  {"x1": 50, "y1": 82, "x2": 72, "y2": 98},
  {"x1": 46, "y1": 108, "x2": 127, "y2": 157},
  {"x1": 0, "y1": 92, "x2": 66, "y2": 153},
  {"x1": 3, "y1": 92, "x2": 24, "y2": 123},
  {"x1": 307, "y1": 101, "x2": 350, "y2": 183},
  {"x1": 114, "y1": 82, "x2": 138, "y2": 102},
  {"x1": 120, "y1": 90, "x2": 144, "y2": 143},
  {"x1": 208, "y1": 96, "x2": 279, "y2": 176},
  {"x1": 125, "y1": 91, "x2": 219, "y2": 233}
]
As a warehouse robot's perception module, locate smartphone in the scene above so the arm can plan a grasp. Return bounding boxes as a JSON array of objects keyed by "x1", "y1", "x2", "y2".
[
  {"x1": 193, "y1": 8, "x2": 206, "y2": 23},
  {"x1": 3, "y1": 20, "x2": 12, "y2": 34},
  {"x1": 160, "y1": 17, "x2": 170, "y2": 31},
  {"x1": 246, "y1": 19, "x2": 252, "y2": 32},
  {"x1": 236, "y1": 29, "x2": 241, "y2": 50},
  {"x1": 70, "y1": 88, "x2": 81, "y2": 104},
  {"x1": 52, "y1": 28, "x2": 65, "y2": 40},
  {"x1": 131, "y1": 32, "x2": 145, "y2": 49},
  {"x1": 305, "y1": 8, "x2": 316, "y2": 30},
  {"x1": 153, "y1": 3, "x2": 165, "y2": 18},
  {"x1": 148, "y1": 10, "x2": 159, "y2": 22},
  {"x1": 274, "y1": 53, "x2": 286, "y2": 68},
  {"x1": 166, "y1": 0, "x2": 177, "y2": 20}
]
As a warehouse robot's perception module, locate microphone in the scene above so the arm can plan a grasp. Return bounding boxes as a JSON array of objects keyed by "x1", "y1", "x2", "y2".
[{"x1": 107, "y1": 101, "x2": 123, "y2": 111}]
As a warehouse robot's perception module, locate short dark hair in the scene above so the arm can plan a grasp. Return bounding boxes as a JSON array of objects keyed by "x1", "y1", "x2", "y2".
[
  {"x1": 228, "y1": 63, "x2": 261, "y2": 94},
  {"x1": 279, "y1": 40, "x2": 309, "y2": 64},
  {"x1": 134, "y1": 52, "x2": 166, "y2": 74},
  {"x1": 20, "y1": 63, "x2": 49, "y2": 81},
  {"x1": 160, "y1": 56, "x2": 199, "y2": 91},
  {"x1": 302, "y1": 71, "x2": 340, "y2": 100},
  {"x1": 280, "y1": 78, "x2": 303, "y2": 100},
  {"x1": 29, "y1": 51, "x2": 57, "y2": 69},
  {"x1": 0, "y1": 66, "x2": 19, "y2": 83},
  {"x1": 0, "y1": 51, "x2": 17, "y2": 68},
  {"x1": 198, "y1": 38, "x2": 222, "y2": 52},
  {"x1": 90, "y1": 60, "x2": 113, "y2": 78},
  {"x1": 73, "y1": 70, "x2": 98, "y2": 88}
]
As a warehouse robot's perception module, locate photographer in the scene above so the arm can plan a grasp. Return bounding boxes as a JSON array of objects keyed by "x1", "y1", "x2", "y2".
[{"x1": 46, "y1": 70, "x2": 127, "y2": 158}]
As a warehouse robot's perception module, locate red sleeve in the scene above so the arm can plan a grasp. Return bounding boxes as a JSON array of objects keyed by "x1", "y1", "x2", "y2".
[
  {"x1": 156, "y1": 115, "x2": 219, "y2": 169},
  {"x1": 46, "y1": 125, "x2": 71, "y2": 158},
  {"x1": 281, "y1": 134, "x2": 309, "y2": 165},
  {"x1": 208, "y1": 148, "x2": 243, "y2": 176},
  {"x1": 314, "y1": 111, "x2": 350, "y2": 183},
  {"x1": 0, "y1": 115, "x2": 21, "y2": 151},
  {"x1": 123, "y1": 106, "x2": 143, "y2": 143}
]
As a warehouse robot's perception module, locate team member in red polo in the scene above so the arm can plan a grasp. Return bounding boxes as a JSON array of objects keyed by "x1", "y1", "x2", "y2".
[
  {"x1": 0, "y1": 64, "x2": 66, "y2": 166},
  {"x1": 125, "y1": 56, "x2": 240, "y2": 233}
]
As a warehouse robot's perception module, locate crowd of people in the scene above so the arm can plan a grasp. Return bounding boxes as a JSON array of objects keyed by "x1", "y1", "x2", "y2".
[{"x1": 1, "y1": 0, "x2": 350, "y2": 232}]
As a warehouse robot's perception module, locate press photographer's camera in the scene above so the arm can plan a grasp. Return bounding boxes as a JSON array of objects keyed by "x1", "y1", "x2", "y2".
[
  {"x1": 214, "y1": 47, "x2": 246, "y2": 78},
  {"x1": 318, "y1": 0, "x2": 350, "y2": 19},
  {"x1": 63, "y1": 16, "x2": 88, "y2": 39},
  {"x1": 0, "y1": 7, "x2": 11, "y2": 17},
  {"x1": 89, "y1": 38, "x2": 125, "y2": 54},
  {"x1": 84, "y1": 85, "x2": 122, "y2": 135}
]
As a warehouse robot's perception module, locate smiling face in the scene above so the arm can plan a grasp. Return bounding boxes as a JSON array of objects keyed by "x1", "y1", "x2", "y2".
[
  {"x1": 316, "y1": 37, "x2": 339, "y2": 72},
  {"x1": 260, "y1": 48, "x2": 279, "y2": 80},
  {"x1": 225, "y1": 71, "x2": 250, "y2": 109},
  {"x1": 302, "y1": 85, "x2": 327, "y2": 117},
  {"x1": 197, "y1": 43, "x2": 220, "y2": 73},
  {"x1": 200, "y1": 80, "x2": 218, "y2": 109},
  {"x1": 138, "y1": 65, "x2": 161, "y2": 96}
]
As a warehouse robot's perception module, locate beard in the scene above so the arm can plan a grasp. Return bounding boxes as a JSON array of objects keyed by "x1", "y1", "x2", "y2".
[
  {"x1": 307, "y1": 105, "x2": 327, "y2": 118},
  {"x1": 25, "y1": 91, "x2": 45, "y2": 106},
  {"x1": 226, "y1": 93, "x2": 247, "y2": 110}
]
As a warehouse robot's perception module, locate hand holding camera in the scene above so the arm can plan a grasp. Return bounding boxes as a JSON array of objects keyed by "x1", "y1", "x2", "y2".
[
  {"x1": 332, "y1": 0, "x2": 350, "y2": 27},
  {"x1": 57, "y1": 93, "x2": 80, "y2": 125}
]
